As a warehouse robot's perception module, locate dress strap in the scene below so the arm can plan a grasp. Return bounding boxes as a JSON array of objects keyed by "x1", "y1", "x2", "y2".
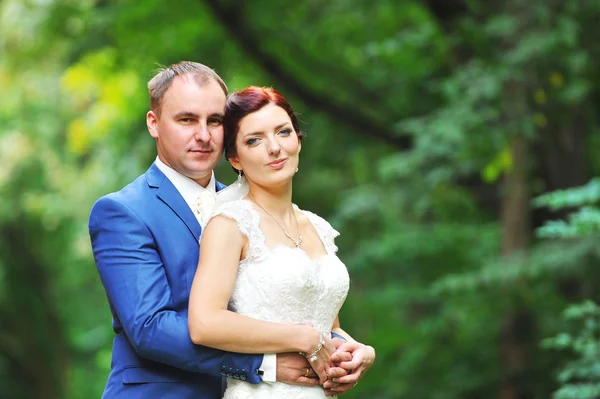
[
  {"x1": 296, "y1": 206, "x2": 340, "y2": 254},
  {"x1": 209, "y1": 199, "x2": 267, "y2": 264}
]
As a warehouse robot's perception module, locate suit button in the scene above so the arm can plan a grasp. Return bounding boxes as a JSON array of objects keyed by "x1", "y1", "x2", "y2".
[{"x1": 240, "y1": 374, "x2": 247, "y2": 381}]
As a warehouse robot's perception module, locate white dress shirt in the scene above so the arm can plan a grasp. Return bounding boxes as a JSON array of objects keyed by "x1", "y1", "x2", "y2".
[
  {"x1": 155, "y1": 157, "x2": 216, "y2": 228},
  {"x1": 154, "y1": 157, "x2": 276, "y2": 381}
]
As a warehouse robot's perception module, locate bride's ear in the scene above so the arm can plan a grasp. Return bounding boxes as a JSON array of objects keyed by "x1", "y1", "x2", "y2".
[{"x1": 229, "y1": 157, "x2": 242, "y2": 172}]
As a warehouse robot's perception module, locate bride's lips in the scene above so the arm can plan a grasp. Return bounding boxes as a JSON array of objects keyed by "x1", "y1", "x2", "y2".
[{"x1": 268, "y1": 158, "x2": 287, "y2": 169}]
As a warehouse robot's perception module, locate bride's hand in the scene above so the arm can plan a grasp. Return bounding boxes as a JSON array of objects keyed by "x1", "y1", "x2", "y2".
[
  {"x1": 323, "y1": 341, "x2": 376, "y2": 396},
  {"x1": 302, "y1": 332, "x2": 336, "y2": 384}
]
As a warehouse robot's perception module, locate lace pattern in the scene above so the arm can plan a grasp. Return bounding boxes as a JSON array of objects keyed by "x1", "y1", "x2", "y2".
[
  {"x1": 210, "y1": 199, "x2": 349, "y2": 399},
  {"x1": 209, "y1": 199, "x2": 267, "y2": 265}
]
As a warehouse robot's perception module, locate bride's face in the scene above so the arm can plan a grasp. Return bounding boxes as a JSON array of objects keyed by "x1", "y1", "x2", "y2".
[{"x1": 230, "y1": 103, "x2": 301, "y2": 188}]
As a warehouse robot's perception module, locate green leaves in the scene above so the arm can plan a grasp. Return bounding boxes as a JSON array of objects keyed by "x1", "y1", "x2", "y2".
[
  {"x1": 534, "y1": 179, "x2": 600, "y2": 238},
  {"x1": 543, "y1": 301, "x2": 600, "y2": 399},
  {"x1": 534, "y1": 180, "x2": 600, "y2": 398}
]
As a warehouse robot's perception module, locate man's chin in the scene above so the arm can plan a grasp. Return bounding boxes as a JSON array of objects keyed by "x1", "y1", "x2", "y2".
[{"x1": 184, "y1": 163, "x2": 216, "y2": 181}]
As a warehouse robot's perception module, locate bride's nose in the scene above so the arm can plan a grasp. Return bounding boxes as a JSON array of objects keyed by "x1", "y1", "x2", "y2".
[{"x1": 266, "y1": 136, "x2": 281, "y2": 156}]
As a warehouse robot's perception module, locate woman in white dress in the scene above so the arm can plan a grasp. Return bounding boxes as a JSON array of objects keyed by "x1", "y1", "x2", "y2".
[{"x1": 188, "y1": 86, "x2": 375, "y2": 398}]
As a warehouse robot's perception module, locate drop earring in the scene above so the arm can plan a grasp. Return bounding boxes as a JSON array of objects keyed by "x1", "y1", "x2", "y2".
[
  {"x1": 295, "y1": 167, "x2": 299, "y2": 172},
  {"x1": 237, "y1": 170, "x2": 243, "y2": 187}
]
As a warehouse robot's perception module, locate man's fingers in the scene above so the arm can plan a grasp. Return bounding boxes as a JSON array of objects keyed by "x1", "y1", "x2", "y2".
[
  {"x1": 323, "y1": 380, "x2": 339, "y2": 389},
  {"x1": 298, "y1": 376, "x2": 320, "y2": 386},
  {"x1": 325, "y1": 382, "x2": 355, "y2": 396},
  {"x1": 331, "y1": 351, "x2": 353, "y2": 363}
]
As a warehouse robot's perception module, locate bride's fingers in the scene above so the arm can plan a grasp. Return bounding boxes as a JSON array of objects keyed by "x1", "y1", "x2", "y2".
[
  {"x1": 306, "y1": 336, "x2": 337, "y2": 384},
  {"x1": 331, "y1": 369, "x2": 361, "y2": 384},
  {"x1": 314, "y1": 365, "x2": 328, "y2": 384},
  {"x1": 326, "y1": 366, "x2": 348, "y2": 379},
  {"x1": 335, "y1": 341, "x2": 361, "y2": 354},
  {"x1": 339, "y1": 358, "x2": 360, "y2": 370}
]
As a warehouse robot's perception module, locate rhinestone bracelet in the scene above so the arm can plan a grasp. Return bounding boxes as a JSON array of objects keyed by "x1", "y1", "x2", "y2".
[{"x1": 301, "y1": 332, "x2": 326, "y2": 363}]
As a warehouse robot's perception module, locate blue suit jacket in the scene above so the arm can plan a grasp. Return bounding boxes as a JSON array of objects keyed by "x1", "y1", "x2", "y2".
[{"x1": 89, "y1": 164, "x2": 263, "y2": 399}]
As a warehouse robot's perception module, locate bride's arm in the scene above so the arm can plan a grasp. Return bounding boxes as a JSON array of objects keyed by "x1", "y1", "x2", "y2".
[{"x1": 188, "y1": 215, "x2": 320, "y2": 355}]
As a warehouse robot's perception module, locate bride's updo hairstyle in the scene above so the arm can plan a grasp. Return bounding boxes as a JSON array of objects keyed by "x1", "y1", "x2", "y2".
[{"x1": 223, "y1": 86, "x2": 305, "y2": 163}]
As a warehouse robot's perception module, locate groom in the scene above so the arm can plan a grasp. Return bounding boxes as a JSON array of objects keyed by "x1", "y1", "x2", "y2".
[{"x1": 89, "y1": 61, "x2": 360, "y2": 398}]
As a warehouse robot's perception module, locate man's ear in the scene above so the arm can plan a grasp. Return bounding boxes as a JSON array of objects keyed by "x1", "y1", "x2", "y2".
[{"x1": 147, "y1": 110, "x2": 159, "y2": 139}]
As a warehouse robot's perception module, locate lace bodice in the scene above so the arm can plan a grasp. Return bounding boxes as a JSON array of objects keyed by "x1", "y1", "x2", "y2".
[{"x1": 210, "y1": 199, "x2": 350, "y2": 399}]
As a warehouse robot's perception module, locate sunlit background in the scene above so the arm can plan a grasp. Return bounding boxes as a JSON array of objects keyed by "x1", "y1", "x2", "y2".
[{"x1": 2, "y1": 1, "x2": 600, "y2": 398}]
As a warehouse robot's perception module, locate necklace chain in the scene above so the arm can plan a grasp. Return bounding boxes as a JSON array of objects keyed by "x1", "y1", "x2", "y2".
[{"x1": 248, "y1": 193, "x2": 303, "y2": 248}]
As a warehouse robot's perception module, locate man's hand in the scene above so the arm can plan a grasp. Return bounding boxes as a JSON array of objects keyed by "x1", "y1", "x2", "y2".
[
  {"x1": 323, "y1": 342, "x2": 376, "y2": 396},
  {"x1": 275, "y1": 352, "x2": 319, "y2": 386}
]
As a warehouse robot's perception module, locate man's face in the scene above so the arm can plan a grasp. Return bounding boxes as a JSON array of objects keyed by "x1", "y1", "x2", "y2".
[{"x1": 147, "y1": 75, "x2": 226, "y2": 187}]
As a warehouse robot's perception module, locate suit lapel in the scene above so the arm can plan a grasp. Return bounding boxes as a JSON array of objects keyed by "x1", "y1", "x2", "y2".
[
  {"x1": 146, "y1": 164, "x2": 201, "y2": 243},
  {"x1": 216, "y1": 180, "x2": 227, "y2": 192}
]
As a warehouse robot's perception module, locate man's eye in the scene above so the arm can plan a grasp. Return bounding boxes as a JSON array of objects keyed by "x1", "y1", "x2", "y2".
[
  {"x1": 208, "y1": 118, "x2": 223, "y2": 126},
  {"x1": 180, "y1": 118, "x2": 192, "y2": 123}
]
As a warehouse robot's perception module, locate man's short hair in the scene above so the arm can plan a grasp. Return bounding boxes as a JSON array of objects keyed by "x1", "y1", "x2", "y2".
[{"x1": 148, "y1": 61, "x2": 228, "y2": 117}]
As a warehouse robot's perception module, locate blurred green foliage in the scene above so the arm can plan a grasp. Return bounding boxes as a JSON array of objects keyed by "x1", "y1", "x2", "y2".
[
  {"x1": 1, "y1": 0, "x2": 600, "y2": 398},
  {"x1": 535, "y1": 179, "x2": 600, "y2": 399}
]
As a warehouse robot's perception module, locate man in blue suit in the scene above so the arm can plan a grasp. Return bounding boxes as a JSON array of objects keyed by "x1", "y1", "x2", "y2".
[{"x1": 89, "y1": 62, "x2": 326, "y2": 398}]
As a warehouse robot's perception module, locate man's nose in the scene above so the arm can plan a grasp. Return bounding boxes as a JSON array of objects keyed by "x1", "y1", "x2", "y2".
[{"x1": 194, "y1": 124, "x2": 210, "y2": 142}]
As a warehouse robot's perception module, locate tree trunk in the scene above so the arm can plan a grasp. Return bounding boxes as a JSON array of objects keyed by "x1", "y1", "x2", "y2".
[
  {"x1": 0, "y1": 224, "x2": 69, "y2": 399},
  {"x1": 499, "y1": 134, "x2": 531, "y2": 399}
]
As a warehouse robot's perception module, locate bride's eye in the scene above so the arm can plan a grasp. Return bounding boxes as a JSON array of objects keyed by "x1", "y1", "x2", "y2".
[
  {"x1": 246, "y1": 138, "x2": 259, "y2": 146},
  {"x1": 278, "y1": 129, "x2": 292, "y2": 136}
]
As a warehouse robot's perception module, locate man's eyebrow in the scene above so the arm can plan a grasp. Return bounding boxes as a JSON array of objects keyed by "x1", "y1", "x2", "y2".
[
  {"x1": 242, "y1": 122, "x2": 292, "y2": 138},
  {"x1": 173, "y1": 111, "x2": 199, "y2": 119}
]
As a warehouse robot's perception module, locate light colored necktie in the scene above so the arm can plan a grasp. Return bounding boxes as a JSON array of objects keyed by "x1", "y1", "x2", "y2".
[{"x1": 193, "y1": 190, "x2": 216, "y2": 228}]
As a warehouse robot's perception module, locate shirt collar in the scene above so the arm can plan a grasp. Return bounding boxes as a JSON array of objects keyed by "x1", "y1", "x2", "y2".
[{"x1": 154, "y1": 156, "x2": 216, "y2": 208}]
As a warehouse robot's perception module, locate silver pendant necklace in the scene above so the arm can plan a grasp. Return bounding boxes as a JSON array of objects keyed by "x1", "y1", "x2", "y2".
[{"x1": 248, "y1": 193, "x2": 303, "y2": 248}]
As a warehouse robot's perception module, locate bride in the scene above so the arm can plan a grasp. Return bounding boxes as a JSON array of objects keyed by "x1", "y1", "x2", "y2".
[{"x1": 188, "y1": 86, "x2": 375, "y2": 398}]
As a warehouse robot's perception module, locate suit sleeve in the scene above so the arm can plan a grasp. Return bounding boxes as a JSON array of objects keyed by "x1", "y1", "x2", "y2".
[{"x1": 89, "y1": 196, "x2": 263, "y2": 383}]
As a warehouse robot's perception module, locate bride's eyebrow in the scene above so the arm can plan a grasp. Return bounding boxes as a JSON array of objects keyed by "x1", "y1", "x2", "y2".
[
  {"x1": 241, "y1": 131, "x2": 261, "y2": 139},
  {"x1": 242, "y1": 122, "x2": 292, "y2": 138},
  {"x1": 274, "y1": 122, "x2": 292, "y2": 130}
]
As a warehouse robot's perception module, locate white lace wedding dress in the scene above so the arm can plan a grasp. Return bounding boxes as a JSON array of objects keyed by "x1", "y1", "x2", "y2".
[{"x1": 211, "y1": 199, "x2": 350, "y2": 399}]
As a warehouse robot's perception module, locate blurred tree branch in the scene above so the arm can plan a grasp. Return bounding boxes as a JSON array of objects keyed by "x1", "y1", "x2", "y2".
[{"x1": 202, "y1": 0, "x2": 413, "y2": 150}]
